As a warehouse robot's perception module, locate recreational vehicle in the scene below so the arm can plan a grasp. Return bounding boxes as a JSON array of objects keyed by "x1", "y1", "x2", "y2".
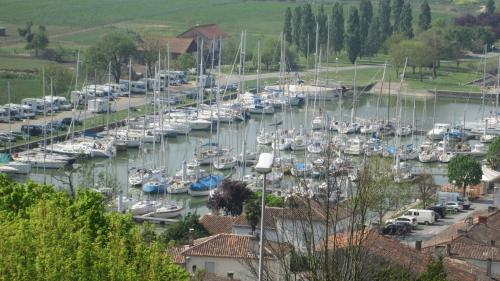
[
  {"x1": 44, "y1": 96, "x2": 72, "y2": 111},
  {"x1": 88, "y1": 98, "x2": 115, "y2": 113},
  {"x1": 21, "y1": 98, "x2": 50, "y2": 115}
]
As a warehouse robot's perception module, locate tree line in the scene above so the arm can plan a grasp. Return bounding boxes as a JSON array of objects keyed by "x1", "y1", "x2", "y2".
[{"x1": 283, "y1": 0, "x2": 431, "y2": 63}]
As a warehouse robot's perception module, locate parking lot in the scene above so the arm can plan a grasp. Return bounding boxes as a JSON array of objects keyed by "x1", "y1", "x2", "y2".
[{"x1": 395, "y1": 192, "x2": 498, "y2": 247}]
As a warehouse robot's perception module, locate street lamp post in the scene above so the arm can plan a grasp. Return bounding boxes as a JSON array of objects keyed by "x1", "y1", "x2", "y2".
[{"x1": 255, "y1": 153, "x2": 273, "y2": 281}]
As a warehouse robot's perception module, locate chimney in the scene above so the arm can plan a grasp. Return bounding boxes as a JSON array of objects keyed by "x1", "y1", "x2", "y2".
[
  {"x1": 188, "y1": 228, "x2": 194, "y2": 246},
  {"x1": 446, "y1": 243, "x2": 451, "y2": 256},
  {"x1": 491, "y1": 240, "x2": 496, "y2": 247},
  {"x1": 415, "y1": 241, "x2": 422, "y2": 251},
  {"x1": 487, "y1": 258, "x2": 492, "y2": 277},
  {"x1": 478, "y1": 216, "x2": 488, "y2": 225}
]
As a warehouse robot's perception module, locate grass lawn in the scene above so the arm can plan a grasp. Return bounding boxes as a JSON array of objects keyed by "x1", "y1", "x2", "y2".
[
  {"x1": 0, "y1": 78, "x2": 44, "y2": 104},
  {"x1": 0, "y1": 56, "x2": 56, "y2": 72}
]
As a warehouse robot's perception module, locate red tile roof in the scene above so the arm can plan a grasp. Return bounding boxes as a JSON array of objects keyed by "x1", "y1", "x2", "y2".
[
  {"x1": 178, "y1": 24, "x2": 228, "y2": 40},
  {"x1": 159, "y1": 37, "x2": 196, "y2": 54},
  {"x1": 200, "y1": 214, "x2": 238, "y2": 235}
]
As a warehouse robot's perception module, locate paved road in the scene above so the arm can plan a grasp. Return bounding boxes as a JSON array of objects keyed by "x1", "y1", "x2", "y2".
[
  {"x1": 217, "y1": 64, "x2": 382, "y2": 85},
  {"x1": 0, "y1": 96, "x2": 146, "y2": 133}
]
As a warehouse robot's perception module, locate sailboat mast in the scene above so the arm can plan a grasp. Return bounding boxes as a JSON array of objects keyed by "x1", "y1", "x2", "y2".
[
  {"x1": 350, "y1": 62, "x2": 357, "y2": 123},
  {"x1": 7, "y1": 82, "x2": 11, "y2": 154},
  {"x1": 376, "y1": 63, "x2": 387, "y2": 121}
]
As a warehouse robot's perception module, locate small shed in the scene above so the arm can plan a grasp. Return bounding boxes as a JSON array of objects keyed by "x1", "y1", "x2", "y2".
[{"x1": 0, "y1": 27, "x2": 6, "y2": 37}]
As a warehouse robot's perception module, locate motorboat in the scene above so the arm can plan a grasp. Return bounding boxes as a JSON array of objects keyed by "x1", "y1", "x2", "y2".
[
  {"x1": 338, "y1": 122, "x2": 360, "y2": 134},
  {"x1": 344, "y1": 137, "x2": 364, "y2": 155},
  {"x1": 470, "y1": 143, "x2": 486, "y2": 157},
  {"x1": 168, "y1": 180, "x2": 190, "y2": 194},
  {"x1": 128, "y1": 168, "x2": 163, "y2": 186},
  {"x1": 129, "y1": 200, "x2": 161, "y2": 215},
  {"x1": 418, "y1": 149, "x2": 438, "y2": 163},
  {"x1": 480, "y1": 135, "x2": 496, "y2": 143},
  {"x1": 397, "y1": 144, "x2": 419, "y2": 161},
  {"x1": 427, "y1": 123, "x2": 451, "y2": 140},
  {"x1": 396, "y1": 125, "x2": 412, "y2": 137},
  {"x1": 307, "y1": 140, "x2": 323, "y2": 154}
]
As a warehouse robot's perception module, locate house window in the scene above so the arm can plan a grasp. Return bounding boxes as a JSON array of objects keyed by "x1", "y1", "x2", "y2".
[
  {"x1": 204, "y1": 261, "x2": 215, "y2": 273},
  {"x1": 227, "y1": 272, "x2": 234, "y2": 279},
  {"x1": 192, "y1": 265, "x2": 197, "y2": 272}
]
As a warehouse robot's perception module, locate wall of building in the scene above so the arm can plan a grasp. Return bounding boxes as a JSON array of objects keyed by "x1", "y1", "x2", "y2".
[
  {"x1": 465, "y1": 259, "x2": 500, "y2": 275},
  {"x1": 184, "y1": 256, "x2": 285, "y2": 281},
  {"x1": 232, "y1": 225, "x2": 279, "y2": 241}
]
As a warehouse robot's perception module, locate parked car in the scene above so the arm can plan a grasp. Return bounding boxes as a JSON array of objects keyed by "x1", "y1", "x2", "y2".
[
  {"x1": 445, "y1": 202, "x2": 463, "y2": 212},
  {"x1": 61, "y1": 117, "x2": 83, "y2": 126},
  {"x1": 427, "y1": 206, "x2": 446, "y2": 219},
  {"x1": 46, "y1": 120, "x2": 66, "y2": 131},
  {"x1": 392, "y1": 221, "x2": 413, "y2": 233},
  {"x1": 387, "y1": 216, "x2": 418, "y2": 228},
  {"x1": 20, "y1": 125, "x2": 43, "y2": 137},
  {"x1": 382, "y1": 224, "x2": 409, "y2": 236},
  {"x1": 0, "y1": 133, "x2": 16, "y2": 142}
]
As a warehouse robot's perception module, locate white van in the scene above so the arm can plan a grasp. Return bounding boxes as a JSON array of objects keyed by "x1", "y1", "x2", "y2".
[{"x1": 405, "y1": 209, "x2": 436, "y2": 225}]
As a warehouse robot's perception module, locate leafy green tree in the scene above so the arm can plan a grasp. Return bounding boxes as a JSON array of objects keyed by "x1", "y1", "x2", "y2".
[
  {"x1": 173, "y1": 53, "x2": 196, "y2": 71},
  {"x1": 487, "y1": 137, "x2": 500, "y2": 170},
  {"x1": 415, "y1": 174, "x2": 436, "y2": 208},
  {"x1": 419, "y1": 0, "x2": 432, "y2": 31},
  {"x1": 0, "y1": 175, "x2": 190, "y2": 281},
  {"x1": 137, "y1": 34, "x2": 162, "y2": 75},
  {"x1": 292, "y1": 6, "x2": 303, "y2": 48},
  {"x1": 365, "y1": 16, "x2": 382, "y2": 57},
  {"x1": 401, "y1": 1, "x2": 414, "y2": 38},
  {"x1": 43, "y1": 64, "x2": 73, "y2": 96},
  {"x1": 359, "y1": 0, "x2": 373, "y2": 56},
  {"x1": 18, "y1": 22, "x2": 49, "y2": 57},
  {"x1": 284, "y1": 7, "x2": 293, "y2": 44},
  {"x1": 161, "y1": 212, "x2": 209, "y2": 245},
  {"x1": 448, "y1": 155, "x2": 482, "y2": 197},
  {"x1": 345, "y1": 7, "x2": 361, "y2": 64},
  {"x1": 486, "y1": 0, "x2": 496, "y2": 14},
  {"x1": 222, "y1": 38, "x2": 238, "y2": 65},
  {"x1": 317, "y1": 4, "x2": 328, "y2": 48},
  {"x1": 86, "y1": 33, "x2": 137, "y2": 83},
  {"x1": 419, "y1": 257, "x2": 447, "y2": 281},
  {"x1": 331, "y1": 3, "x2": 345, "y2": 54},
  {"x1": 300, "y1": 3, "x2": 315, "y2": 55},
  {"x1": 392, "y1": 0, "x2": 404, "y2": 33},
  {"x1": 379, "y1": 0, "x2": 393, "y2": 40},
  {"x1": 243, "y1": 191, "x2": 284, "y2": 234}
]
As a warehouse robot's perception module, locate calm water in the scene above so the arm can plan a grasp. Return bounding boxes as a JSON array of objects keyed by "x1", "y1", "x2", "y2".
[{"x1": 15, "y1": 93, "x2": 495, "y2": 217}]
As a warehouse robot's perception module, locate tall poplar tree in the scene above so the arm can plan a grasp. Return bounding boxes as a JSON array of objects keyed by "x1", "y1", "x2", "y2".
[
  {"x1": 331, "y1": 3, "x2": 345, "y2": 54},
  {"x1": 346, "y1": 7, "x2": 361, "y2": 64},
  {"x1": 379, "y1": 0, "x2": 392, "y2": 40},
  {"x1": 292, "y1": 6, "x2": 302, "y2": 48},
  {"x1": 300, "y1": 3, "x2": 315, "y2": 55},
  {"x1": 317, "y1": 4, "x2": 328, "y2": 47},
  {"x1": 365, "y1": 16, "x2": 381, "y2": 56},
  {"x1": 401, "y1": 1, "x2": 414, "y2": 38},
  {"x1": 359, "y1": 0, "x2": 373, "y2": 56},
  {"x1": 392, "y1": 0, "x2": 404, "y2": 32},
  {"x1": 284, "y1": 7, "x2": 293, "y2": 44},
  {"x1": 419, "y1": 0, "x2": 431, "y2": 31}
]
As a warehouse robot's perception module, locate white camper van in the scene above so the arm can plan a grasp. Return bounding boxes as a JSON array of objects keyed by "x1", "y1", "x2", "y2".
[
  {"x1": 88, "y1": 98, "x2": 115, "y2": 113},
  {"x1": 0, "y1": 107, "x2": 10, "y2": 122},
  {"x1": 21, "y1": 98, "x2": 48, "y2": 115},
  {"x1": 405, "y1": 209, "x2": 436, "y2": 225},
  {"x1": 4, "y1": 103, "x2": 35, "y2": 119},
  {"x1": 45, "y1": 96, "x2": 72, "y2": 111}
]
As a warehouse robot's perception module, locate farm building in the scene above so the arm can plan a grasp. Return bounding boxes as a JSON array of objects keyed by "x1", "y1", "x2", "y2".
[
  {"x1": 160, "y1": 37, "x2": 197, "y2": 58},
  {"x1": 178, "y1": 23, "x2": 228, "y2": 53}
]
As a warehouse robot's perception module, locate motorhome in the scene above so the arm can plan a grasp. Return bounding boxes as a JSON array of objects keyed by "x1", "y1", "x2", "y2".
[
  {"x1": 88, "y1": 98, "x2": 115, "y2": 113},
  {"x1": 0, "y1": 107, "x2": 10, "y2": 122},
  {"x1": 119, "y1": 80, "x2": 146, "y2": 94},
  {"x1": 2, "y1": 104, "x2": 21, "y2": 120},
  {"x1": 437, "y1": 191, "x2": 471, "y2": 210},
  {"x1": 4, "y1": 103, "x2": 35, "y2": 119},
  {"x1": 404, "y1": 209, "x2": 436, "y2": 225},
  {"x1": 140, "y1": 78, "x2": 164, "y2": 92},
  {"x1": 21, "y1": 98, "x2": 49, "y2": 115},
  {"x1": 44, "y1": 96, "x2": 72, "y2": 111}
]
